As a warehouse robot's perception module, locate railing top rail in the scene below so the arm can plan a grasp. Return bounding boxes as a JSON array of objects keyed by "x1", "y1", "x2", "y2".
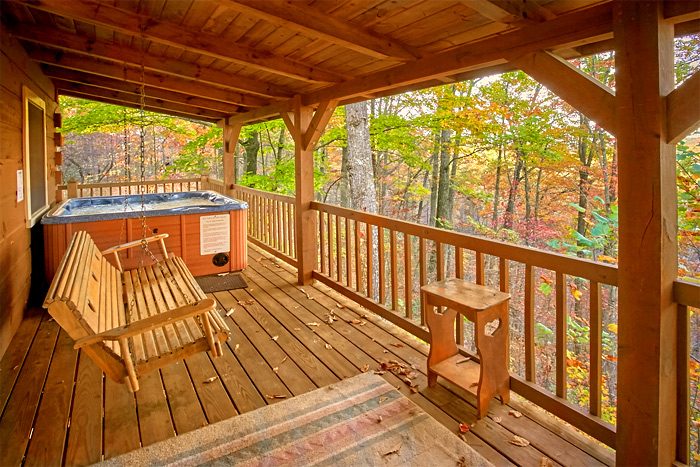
[
  {"x1": 311, "y1": 201, "x2": 618, "y2": 286},
  {"x1": 674, "y1": 279, "x2": 700, "y2": 308},
  {"x1": 57, "y1": 178, "x2": 203, "y2": 190},
  {"x1": 232, "y1": 184, "x2": 296, "y2": 203}
]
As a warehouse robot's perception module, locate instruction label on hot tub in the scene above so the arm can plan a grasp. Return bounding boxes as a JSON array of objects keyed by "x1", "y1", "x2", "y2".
[{"x1": 200, "y1": 214, "x2": 230, "y2": 255}]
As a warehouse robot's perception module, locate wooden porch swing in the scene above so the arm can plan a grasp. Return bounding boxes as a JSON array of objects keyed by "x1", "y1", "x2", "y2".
[{"x1": 42, "y1": 38, "x2": 229, "y2": 392}]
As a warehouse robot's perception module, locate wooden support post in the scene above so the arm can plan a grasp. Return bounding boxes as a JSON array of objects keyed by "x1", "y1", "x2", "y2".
[
  {"x1": 282, "y1": 97, "x2": 337, "y2": 285},
  {"x1": 222, "y1": 120, "x2": 242, "y2": 196},
  {"x1": 67, "y1": 180, "x2": 78, "y2": 199},
  {"x1": 614, "y1": 2, "x2": 678, "y2": 464}
]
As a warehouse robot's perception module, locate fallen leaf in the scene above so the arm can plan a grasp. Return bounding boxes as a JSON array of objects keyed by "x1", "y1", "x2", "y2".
[
  {"x1": 217, "y1": 272, "x2": 229, "y2": 276},
  {"x1": 373, "y1": 370, "x2": 385, "y2": 375},
  {"x1": 265, "y1": 394, "x2": 287, "y2": 399},
  {"x1": 508, "y1": 409, "x2": 522, "y2": 418},
  {"x1": 294, "y1": 327, "x2": 301, "y2": 331},
  {"x1": 271, "y1": 335, "x2": 279, "y2": 341},
  {"x1": 493, "y1": 416, "x2": 502, "y2": 423},
  {"x1": 382, "y1": 350, "x2": 388, "y2": 353},
  {"x1": 457, "y1": 455, "x2": 468, "y2": 467},
  {"x1": 379, "y1": 396, "x2": 389, "y2": 404},
  {"x1": 540, "y1": 457, "x2": 554, "y2": 467},
  {"x1": 509, "y1": 435, "x2": 530, "y2": 447},
  {"x1": 469, "y1": 382, "x2": 479, "y2": 388},
  {"x1": 279, "y1": 356, "x2": 288, "y2": 365},
  {"x1": 459, "y1": 423, "x2": 470, "y2": 433},
  {"x1": 410, "y1": 387, "x2": 419, "y2": 394},
  {"x1": 245, "y1": 299, "x2": 255, "y2": 305},
  {"x1": 234, "y1": 344, "x2": 240, "y2": 352},
  {"x1": 203, "y1": 376, "x2": 218, "y2": 384},
  {"x1": 382, "y1": 443, "x2": 402, "y2": 457},
  {"x1": 361, "y1": 364, "x2": 370, "y2": 372},
  {"x1": 306, "y1": 322, "x2": 320, "y2": 327},
  {"x1": 226, "y1": 308, "x2": 235, "y2": 317},
  {"x1": 376, "y1": 416, "x2": 383, "y2": 423},
  {"x1": 336, "y1": 303, "x2": 344, "y2": 309},
  {"x1": 273, "y1": 367, "x2": 279, "y2": 373},
  {"x1": 325, "y1": 343, "x2": 332, "y2": 350},
  {"x1": 390, "y1": 343, "x2": 404, "y2": 348},
  {"x1": 350, "y1": 319, "x2": 363, "y2": 325}
]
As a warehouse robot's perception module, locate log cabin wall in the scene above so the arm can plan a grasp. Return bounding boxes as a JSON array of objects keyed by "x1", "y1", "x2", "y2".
[{"x1": 0, "y1": 29, "x2": 57, "y2": 359}]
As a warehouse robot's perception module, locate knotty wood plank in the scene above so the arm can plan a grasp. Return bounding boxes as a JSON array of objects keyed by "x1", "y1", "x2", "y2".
[
  {"x1": 0, "y1": 309, "x2": 42, "y2": 415},
  {"x1": 23, "y1": 330, "x2": 79, "y2": 467},
  {"x1": 0, "y1": 317, "x2": 59, "y2": 466},
  {"x1": 159, "y1": 360, "x2": 208, "y2": 435},
  {"x1": 64, "y1": 354, "x2": 103, "y2": 466},
  {"x1": 103, "y1": 377, "x2": 140, "y2": 459},
  {"x1": 184, "y1": 351, "x2": 237, "y2": 424},
  {"x1": 205, "y1": 333, "x2": 266, "y2": 415},
  {"x1": 135, "y1": 371, "x2": 175, "y2": 447},
  {"x1": 208, "y1": 297, "x2": 293, "y2": 401}
]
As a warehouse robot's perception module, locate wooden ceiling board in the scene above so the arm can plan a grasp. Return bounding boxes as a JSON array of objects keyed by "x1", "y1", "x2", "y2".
[
  {"x1": 200, "y1": 4, "x2": 240, "y2": 36},
  {"x1": 136, "y1": 0, "x2": 165, "y2": 17},
  {"x1": 180, "y1": 0, "x2": 218, "y2": 31},
  {"x1": 73, "y1": 20, "x2": 97, "y2": 41},
  {"x1": 160, "y1": 0, "x2": 193, "y2": 24},
  {"x1": 1, "y1": 2, "x2": 35, "y2": 26},
  {"x1": 221, "y1": 11, "x2": 262, "y2": 43},
  {"x1": 421, "y1": 21, "x2": 511, "y2": 53},
  {"x1": 396, "y1": 6, "x2": 490, "y2": 48},
  {"x1": 369, "y1": 0, "x2": 454, "y2": 35},
  {"x1": 375, "y1": 2, "x2": 467, "y2": 40},
  {"x1": 276, "y1": 35, "x2": 316, "y2": 60}
]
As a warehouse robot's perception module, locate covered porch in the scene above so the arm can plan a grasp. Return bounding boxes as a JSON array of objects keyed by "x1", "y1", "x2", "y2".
[{"x1": 1, "y1": 242, "x2": 614, "y2": 466}]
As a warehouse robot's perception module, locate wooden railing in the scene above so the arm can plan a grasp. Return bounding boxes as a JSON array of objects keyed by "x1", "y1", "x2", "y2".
[
  {"x1": 56, "y1": 177, "x2": 205, "y2": 199},
  {"x1": 310, "y1": 200, "x2": 618, "y2": 447},
  {"x1": 674, "y1": 279, "x2": 699, "y2": 464},
  {"x1": 231, "y1": 185, "x2": 297, "y2": 266}
]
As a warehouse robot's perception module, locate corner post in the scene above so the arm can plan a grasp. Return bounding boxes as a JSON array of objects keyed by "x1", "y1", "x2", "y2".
[
  {"x1": 614, "y1": 1, "x2": 678, "y2": 464},
  {"x1": 283, "y1": 96, "x2": 337, "y2": 285},
  {"x1": 221, "y1": 119, "x2": 242, "y2": 196}
]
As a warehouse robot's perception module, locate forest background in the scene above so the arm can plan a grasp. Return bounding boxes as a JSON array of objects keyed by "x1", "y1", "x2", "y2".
[{"x1": 60, "y1": 39, "x2": 699, "y2": 461}]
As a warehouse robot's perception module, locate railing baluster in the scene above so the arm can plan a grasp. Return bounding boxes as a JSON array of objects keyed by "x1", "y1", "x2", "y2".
[
  {"x1": 404, "y1": 233, "x2": 412, "y2": 320},
  {"x1": 366, "y1": 223, "x2": 373, "y2": 299},
  {"x1": 589, "y1": 280, "x2": 602, "y2": 417},
  {"x1": 499, "y1": 257, "x2": 509, "y2": 292},
  {"x1": 345, "y1": 217, "x2": 351, "y2": 287},
  {"x1": 328, "y1": 213, "x2": 334, "y2": 278},
  {"x1": 524, "y1": 264, "x2": 535, "y2": 382},
  {"x1": 336, "y1": 215, "x2": 342, "y2": 283},
  {"x1": 475, "y1": 251, "x2": 484, "y2": 285},
  {"x1": 436, "y1": 241, "x2": 444, "y2": 281},
  {"x1": 455, "y1": 246, "x2": 464, "y2": 344},
  {"x1": 390, "y1": 230, "x2": 398, "y2": 311},
  {"x1": 319, "y1": 211, "x2": 326, "y2": 274},
  {"x1": 419, "y1": 237, "x2": 426, "y2": 326},
  {"x1": 378, "y1": 226, "x2": 385, "y2": 305},
  {"x1": 677, "y1": 302, "x2": 690, "y2": 464},
  {"x1": 354, "y1": 219, "x2": 361, "y2": 292},
  {"x1": 555, "y1": 271, "x2": 567, "y2": 399}
]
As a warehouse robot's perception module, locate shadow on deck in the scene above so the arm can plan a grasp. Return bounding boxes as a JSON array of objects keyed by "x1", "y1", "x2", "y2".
[{"x1": 0, "y1": 243, "x2": 614, "y2": 466}]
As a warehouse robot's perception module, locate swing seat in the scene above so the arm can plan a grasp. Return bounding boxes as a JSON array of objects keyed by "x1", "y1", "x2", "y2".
[{"x1": 43, "y1": 230, "x2": 230, "y2": 392}]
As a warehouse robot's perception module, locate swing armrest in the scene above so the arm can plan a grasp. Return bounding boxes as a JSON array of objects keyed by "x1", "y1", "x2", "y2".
[
  {"x1": 74, "y1": 298, "x2": 216, "y2": 349},
  {"x1": 102, "y1": 233, "x2": 170, "y2": 256}
]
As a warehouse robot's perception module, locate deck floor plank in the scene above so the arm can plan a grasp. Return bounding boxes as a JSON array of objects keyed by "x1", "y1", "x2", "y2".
[
  {"x1": 0, "y1": 310, "x2": 42, "y2": 416},
  {"x1": 63, "y1": 355, "x2": 103, "y2": 466},
  {"x1": 0, "y1": 244, "x2": 613, "y2": 466},
  {"x1": 23, "y1": 330, "x2": 79, "y2": 467},
  {"x1": 103, "y1": 378, "x2": 141, "y2": 459},
  {"x1": 0, "y1": 317, "x2": 59, "y2": 466},
  {"x1": 135, "y1": 370, "x2": 176, "y2": 447}
]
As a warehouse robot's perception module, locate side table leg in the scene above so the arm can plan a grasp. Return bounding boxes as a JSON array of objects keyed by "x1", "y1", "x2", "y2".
[
  {"x1": 475, "y1": 304, "x2": 510, "y2": 418},
  {"x1": 425, "y1": 298, "x2": 458, "y2": 388}
]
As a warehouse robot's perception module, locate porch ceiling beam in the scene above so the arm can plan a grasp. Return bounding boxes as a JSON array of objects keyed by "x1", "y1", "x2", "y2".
[
  {"x1": 10, "y1": 25, "x2": 292, "y2": 99},
  {"x1": 512, "y1": 51, "x2": 617, "y2": 134},
  {"x1": 664, "y1": 0, "x2": 700, "y2": 24},
  {"x1": 462, "y1": 0, "x2": 555, "y2": 24},
  {"x1": 222, "y1": 0, "x2": 418, "y2": 61},
  {"x1": 58, "y1": 88, "x2": 221, "y2": 122},
  {"x1": 43, "y1": 66, "x2": 240, "y2": 115},
  {"x1": 302, "y1": 3, "x2": 613, "y2": 106},
  {"x1": 26, "y1": 46, "x2": 265, "y2": 107},
  {"x1": 226, "y1": 101, "x2": 295, "y2": 126},
  {"x1": 15, "y1": 0, "x2": 345, "y2": 83},
  {"x1": 666, "y1": 69, "x2": 700, "y2": 145}
]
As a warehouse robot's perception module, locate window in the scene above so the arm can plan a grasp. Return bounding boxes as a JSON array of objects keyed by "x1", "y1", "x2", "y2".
[{"x1": 22, "y1": 86, "x2": 49, "y2": 227}]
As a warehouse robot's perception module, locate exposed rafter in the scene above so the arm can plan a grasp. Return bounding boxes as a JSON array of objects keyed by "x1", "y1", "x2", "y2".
[
  {"x1": 16, "y1": 0, "x2": 346, "y2": 83},
  {"x1": 26, "y1": 46, "x2": 268, "y2": 107},
  {"x1": 512, "y1": 51, "x2": 617, "y2": 134},
  {"x1": 43, "y1": 66, "x2": 240, "y2": 114},
  {"x1": 222, "y1": 0, "x2": 419, "y2": 61},
  {"x1": 58, "y1": 88, "x2": 222, "y2": 122},
  {"x1": 302, "y1": 4, "x2": 613, "y2": 106},
  {"x1": 10, "y1": 25, "x2": 293, "y2": 99},
  {"x1": 461, "y1": 0, "x2": 555, "y2": 24}
]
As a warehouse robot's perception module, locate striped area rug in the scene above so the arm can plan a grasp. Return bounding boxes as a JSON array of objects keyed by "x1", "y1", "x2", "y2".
[{"x1": 100, "y1": 373, "x2": 490, "y2": 466}]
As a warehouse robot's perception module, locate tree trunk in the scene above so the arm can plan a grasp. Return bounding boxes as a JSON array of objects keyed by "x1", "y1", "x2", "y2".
[
  {"x1": 241, "y1": 131, "x2": 260, "y2": 179},
  {"x1": 435, "y1": 128, "x2": 453, "y2": 228},
  {"x1": 502, "y1": 151, "x2": 524, "y2": 230}
]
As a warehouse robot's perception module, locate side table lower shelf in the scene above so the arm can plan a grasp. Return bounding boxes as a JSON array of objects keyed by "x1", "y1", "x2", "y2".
[{"x1": 429, "y1": 354, "x2": 482, "y2": 398}]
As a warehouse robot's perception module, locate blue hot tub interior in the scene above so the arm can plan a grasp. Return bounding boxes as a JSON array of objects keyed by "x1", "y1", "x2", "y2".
[{"x1": 42, "y1": 191, "x2": 248, "y2": 224}]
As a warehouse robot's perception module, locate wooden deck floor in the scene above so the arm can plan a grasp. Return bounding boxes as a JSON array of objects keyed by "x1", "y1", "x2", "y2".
[{"x1": 0, "y1": 244, "x2": 615, "y2": 466}]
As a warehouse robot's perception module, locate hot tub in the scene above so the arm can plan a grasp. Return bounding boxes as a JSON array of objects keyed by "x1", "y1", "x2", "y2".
[{"x1": 42, "y1": 191, "x2": 247, "y2": 279}]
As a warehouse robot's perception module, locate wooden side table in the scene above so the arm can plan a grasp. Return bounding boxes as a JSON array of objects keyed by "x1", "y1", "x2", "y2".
[{"x1": 422, "y1": 278, "x2": 511, "y2": 419}]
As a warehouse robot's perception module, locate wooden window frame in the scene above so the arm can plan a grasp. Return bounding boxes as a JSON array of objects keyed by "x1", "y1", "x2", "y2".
[{"x1": 22, "y1": 85, "x2": 49, "y2": 227}]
